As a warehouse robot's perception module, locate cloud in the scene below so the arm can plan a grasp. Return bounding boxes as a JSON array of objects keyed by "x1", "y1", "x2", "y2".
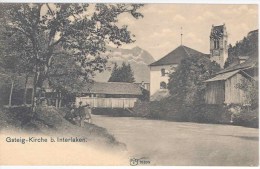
[
  {"x1": 194, "y1": 11, "x2": 222, "y2": 23},
  {"x1": 117, "y1": 4, "x2": 258, "y2": 60},
  {"x1": 172, "y1": 14, "x2": 186, "y2": 23}
]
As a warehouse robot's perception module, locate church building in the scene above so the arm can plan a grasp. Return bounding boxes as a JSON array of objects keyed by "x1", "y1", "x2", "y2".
[{"x1": 149, "y1": 24, "x2": 228, "y2": 101}]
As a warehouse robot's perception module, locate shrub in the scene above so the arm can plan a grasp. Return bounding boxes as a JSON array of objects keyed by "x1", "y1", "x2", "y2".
[
  {"x1": 232, "y1": 108, "x2": 258, "y2": 128},
  {"x1": 133, "y1": 99, "x2": 192, "y2": 121},
  {"x1": 133, "y1": 98, "x2": 258, "y2": 128},
  {"x1": 191, "y1": 104, "x2": 231, "y2": 124},
  {"x1": 133, "y1": 100, "x2": 232, "y2": 124},
  {"x1": 35, "y1": 106, "x2": 63, "y2": 128},
  {"x1": 92, "y1": 108, "x2": 134, "y2": 117}
]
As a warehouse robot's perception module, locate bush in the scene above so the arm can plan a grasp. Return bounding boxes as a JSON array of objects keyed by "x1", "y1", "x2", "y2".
[
  {"x1": 35, "y1": 106, "x2": 63, "y2": 128},
  {"x1": 133, "y1": 99, "x2": 258, "y2": 128},
  {"x1": 133, "y1": 100, "x2": 232, "y2": 124},
  {"x1": 232, "y1": 108, "x2": 258, "y2": 128},
  {"x1": 92, "y1": 108, "x2": 134, "y2": 117},
  {"x1": 133, "y1": 99, "x2": 192, "y2": 121},
  {"x1": 191, "y1": 104, "x2": 231, "y2": 124},
  {"x1": 7, "y1": 105, "x2": 33, "y2": 125}
]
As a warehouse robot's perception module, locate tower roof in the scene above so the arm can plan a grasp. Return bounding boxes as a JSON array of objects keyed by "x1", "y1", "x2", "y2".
[
  {"x1": 149, "y1": 45, "x2": 209, "y2": 66},
  {"x1": 212, "y1": 25, "x2": 224, "y2": 33},
  {"x1": 211, "y1": 24, "x2": 226, "y2": 39}
]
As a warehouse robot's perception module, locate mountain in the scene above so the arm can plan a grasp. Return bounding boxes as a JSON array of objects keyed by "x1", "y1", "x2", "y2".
[{"x1": 93, "y1": 46, "x2": 155, "y2": 83}]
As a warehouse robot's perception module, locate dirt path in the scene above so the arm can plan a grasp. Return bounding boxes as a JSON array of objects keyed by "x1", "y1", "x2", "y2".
[{"x1": 92, "y1": 114, "x2": 259, "y2": 166}]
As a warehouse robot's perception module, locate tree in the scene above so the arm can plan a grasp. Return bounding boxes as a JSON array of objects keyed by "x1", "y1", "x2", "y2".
[
  {"x1": 1, "y1": 28, "x2": 35, "y2": 105},
  {"x1": 224, "y1": 31, "x2": 258, "y2": 68},
  {"x1": 108, "y1": 62, "x2": 119, "y2": 82},
  {"x1": 108, "y1": 62, "x2": 135, "y2": 83},
  {"x1": 224, "y1": 44, "x2": 238, "y2": 68},
  {"x1": 236, "y1": 79, "x2": 258, "y2": 109},
  {"x1": 168, "y1": 55, "x2": 221, "y2": 106},
  {"x1": 1, "y1": 3, "x2": 143, "y2": 110}
]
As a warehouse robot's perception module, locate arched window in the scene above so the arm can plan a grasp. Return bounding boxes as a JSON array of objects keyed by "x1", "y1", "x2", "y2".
[
  {"x1": 214, "y1": 40, "x2": 219, "y2": 49},
  {"x1": 161, "y1": 68, "x2": 166, "y2": 76},
  {"x1": 160, "y1": 81, "x2": 167, "y2": 89}
]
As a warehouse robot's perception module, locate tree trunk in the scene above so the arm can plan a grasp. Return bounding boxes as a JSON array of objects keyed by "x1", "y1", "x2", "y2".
[
  {"x1": 31, "y1": 71, "x2": 40, "y2": 112},
  {"x1": 55, "y1": 96, "x2": 59, "y2": 108},
  {"x1": 8, "y1": 79, "x2": 14, "y2": 107},
  {"x1": 59, "y1": 92, "x2": 62, "y2": 108},
  {"x1": 23, "y1": 75, "x2": 28, "y2": 105}
]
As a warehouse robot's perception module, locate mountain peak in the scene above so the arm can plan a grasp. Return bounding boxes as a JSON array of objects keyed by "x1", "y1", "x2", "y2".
[
  {"x1": 132, "y1": 46, "x2": 142, "y2": 51},
  {"x1": 94, "y1": 46, "x2": 155, "y2": 83}
]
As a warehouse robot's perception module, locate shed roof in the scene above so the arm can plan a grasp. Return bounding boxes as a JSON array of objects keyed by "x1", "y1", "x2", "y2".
[
  {"x1": 205, "y1": 70, "x2": 240, "y2": 82},
  {"x1": 149, "y1": 45, "x2": 209, "y2": 66},
  {"x1": 216, "y1": 56, "x2": 258, "y2": 75},
  {"x1": 80, "y1": 82, "x2": 142, "y2": 95}
]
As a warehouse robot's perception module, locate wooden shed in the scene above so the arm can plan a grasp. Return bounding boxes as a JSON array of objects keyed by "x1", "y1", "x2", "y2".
[
  {"x1": 75, "y1": 82, "x2": 143, "y2": 108},
  {"x1": 205, "y1": 70, "x2": 253, "y2": 104}
]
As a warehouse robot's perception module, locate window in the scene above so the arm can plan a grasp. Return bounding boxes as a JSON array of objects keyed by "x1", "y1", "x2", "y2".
[
  {"x1": 160, "y1": 81, "x2": 167, "y2": 89},
  {"x1": 161, "y1": 68, "x2": 166, "y2": 76},
  {"x1": 214, "y1": 40, "x2": 219, "y2": 49}
]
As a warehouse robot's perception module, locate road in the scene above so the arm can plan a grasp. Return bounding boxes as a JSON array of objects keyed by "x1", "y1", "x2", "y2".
[{"x1": 92, "y1": 114, "x2": 259, "y2": 166}]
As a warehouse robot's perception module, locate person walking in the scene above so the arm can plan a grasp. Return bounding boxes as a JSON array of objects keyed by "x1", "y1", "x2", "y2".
[
  {"x1": 84, "y1": 104, "x2": 92, "y2": 124},
  {"x1": 77, "y1": 101, "x2": 86, "y2": 127},
  {"x1": 65, "y1": 103, "x2": 77, "y2": 124}
]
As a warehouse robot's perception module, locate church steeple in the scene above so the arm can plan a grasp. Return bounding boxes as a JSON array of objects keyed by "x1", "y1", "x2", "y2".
[{"x1": 210, "y1": 24, "x2": 228, "y2": 68}]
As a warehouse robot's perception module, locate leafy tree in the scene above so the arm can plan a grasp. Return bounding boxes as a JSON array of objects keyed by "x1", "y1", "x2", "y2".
[
  {"x1": 236, "y1": 79, "x2": 258, "y2": 109},
  {"x1": 0, "y1": 20, "x2": 34, "y2": 106},
  {"x1": 224, "y1": 31, "x2": 258, "y2": 68},
  {"x1": 224, "y1": 44, "x2": 238, "y2": 68},
  {"x1": 1, "y1": 3, "x2": 143, "y2": 109},
  {"x1": 108, "y1": 62, "x2": 135, "y2": 83},
  {"x1": 168, "y1": 55, "x2": 221, "y2": 107}
]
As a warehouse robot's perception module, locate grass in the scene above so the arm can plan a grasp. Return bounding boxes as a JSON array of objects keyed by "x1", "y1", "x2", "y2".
[{"x1": 0, "y1": 105, "x2": 125, "y2": 148}]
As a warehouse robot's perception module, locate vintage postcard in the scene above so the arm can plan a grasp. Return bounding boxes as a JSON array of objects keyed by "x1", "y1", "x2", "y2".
[{"x1": 0, "y1": 2, "x2": 258, "y2": 166}]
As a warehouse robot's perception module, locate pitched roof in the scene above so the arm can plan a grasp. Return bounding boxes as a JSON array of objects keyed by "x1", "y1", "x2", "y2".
[
  {"x1": 80, "y1": 82, "x2": 142, "y2": 95},
  {"x1": 149, "y1": 45, "x2": 209, "y2": 66},
  {"x1": 150, "y1": 90, "x2": 170, "y2": 101},
  {"x1": 216, "y1": 56, "x2": 258, "y2": 75},
  {"x1": 205, "y1": 70, "x2": 240, "y2": 82},
  {"x1": 212, "y1": 25, "x2": 224, "y2": 33}
]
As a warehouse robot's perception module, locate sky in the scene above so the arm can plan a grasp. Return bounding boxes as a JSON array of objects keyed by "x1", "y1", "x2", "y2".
[{"x1": 116, "y1": 4, "x2": 258, "y2": 60}]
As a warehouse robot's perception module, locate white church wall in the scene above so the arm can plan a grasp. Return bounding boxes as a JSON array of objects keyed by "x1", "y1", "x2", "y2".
[{"x1": 149, "y1": 64, "x2": 177, "y2": 96}]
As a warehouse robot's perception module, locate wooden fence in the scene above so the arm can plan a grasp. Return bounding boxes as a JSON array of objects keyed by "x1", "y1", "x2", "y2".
[{"x1": 75, "y1": 97, "x2": 138, "y2": 108}]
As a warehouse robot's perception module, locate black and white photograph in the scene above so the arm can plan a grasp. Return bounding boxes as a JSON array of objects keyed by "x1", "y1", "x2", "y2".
[{"x1": 0, "y1": 2, "x2": 258, "y2": 166}]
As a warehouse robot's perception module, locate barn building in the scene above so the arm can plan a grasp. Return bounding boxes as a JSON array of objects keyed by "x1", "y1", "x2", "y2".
[
  {"x1": 75, "y1": 82, "x2": 143, "y2": 108},
  {"x1": 205, "y1": 56, "x2": 258, "y2": 105}
]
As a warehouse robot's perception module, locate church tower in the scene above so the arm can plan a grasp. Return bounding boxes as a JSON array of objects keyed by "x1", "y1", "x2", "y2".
[{"x1": 210, "y1": 24, "x2": 228, "y2": 68}]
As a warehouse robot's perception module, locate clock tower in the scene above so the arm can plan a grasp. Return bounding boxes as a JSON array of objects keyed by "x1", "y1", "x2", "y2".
[{"x1": 210, "y1": 24, "x2": 228, "y2": 68}]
